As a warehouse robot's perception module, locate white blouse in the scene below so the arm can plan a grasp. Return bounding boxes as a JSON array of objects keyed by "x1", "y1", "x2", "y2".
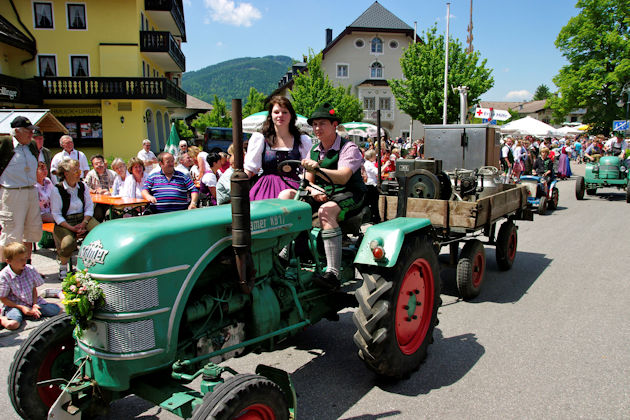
[{"x1": 243, "y1": 133, "x2": 312, "y2": 175}]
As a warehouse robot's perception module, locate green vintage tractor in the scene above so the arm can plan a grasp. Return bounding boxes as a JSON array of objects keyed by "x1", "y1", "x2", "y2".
[
  {"x1": 575, "y1": 154, "x2": 630, "y2": 202},
  {"x1": 8, "y1": 115, "x2": 441, "y2": 420}
]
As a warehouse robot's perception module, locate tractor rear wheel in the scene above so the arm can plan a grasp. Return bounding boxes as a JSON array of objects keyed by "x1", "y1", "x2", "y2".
[
  {"x1": 456, "y1": 240, "x2": 486, "y2": 300},
  {"x1": 537, "y1": 196, "x2": 547, "y2": 215},
  {"x1": 496, "y1": 220, "x2": 517, "y2": 271},
  {"x1": 191, "y1": 374, "x2": 289, "y2": 420},
  {"x1": 8, "y1": 313, "x2": 75, "y2": 420},
  {"x1": 575, "y1": 176, "x2": 585, "y2": 200},
  {"x1": 353, "y1": 235, "x2": 440, "y2": 379},
  {"x1": 548, "y1": 187, "x2": 559, "y2": 210}
]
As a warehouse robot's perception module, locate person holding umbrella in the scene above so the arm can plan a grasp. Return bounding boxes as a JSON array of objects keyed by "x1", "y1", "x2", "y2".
[{"x1": 244, "y1": 96, "x2": 312, "y2": 200}]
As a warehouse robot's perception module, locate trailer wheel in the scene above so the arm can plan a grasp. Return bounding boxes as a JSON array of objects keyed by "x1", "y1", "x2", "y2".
[
  {"x1": 537, "y1": 196, "x2": 547, "y2": 215},
  {"x1": 191, "y1": 374, "x2": 289, "y2": 420},
  {"x1": 575, "y1": 176, "x2": 585, "y2": 200},
  {"x1": 496, "y1": 221, "x2": 517, "y2": 271},
  {"x1": 548, "y1": 187, "x2": 559, "y2": 210},
  {"x1": 353, "y1": 235, "x2": 441, "y2": 379},
  {"x1": 626, "y1": 182, "x2": 630, "y2": 203},
  {"x1": 8, "y1": 313, "x2": 75, "y2": 420},
  {"x1": 456, "y1": 240, "x2": 486, "y2": 300}
]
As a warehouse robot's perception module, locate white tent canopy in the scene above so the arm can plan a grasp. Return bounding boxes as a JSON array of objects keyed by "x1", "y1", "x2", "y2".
[
  {"x1": 500, "y1": 116, "x2": 557, "y2": 137},
  {"x1": 553, "y1": 125, "x2": 582, "y2": 136},
  {"x1": 0, "y1": 109, "x2": 68, "y2": 135}
]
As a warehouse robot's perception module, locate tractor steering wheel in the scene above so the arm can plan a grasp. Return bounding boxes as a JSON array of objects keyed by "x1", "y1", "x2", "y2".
[{"x1": 277, "y1": 159, "x2": 336, "y2": 199}]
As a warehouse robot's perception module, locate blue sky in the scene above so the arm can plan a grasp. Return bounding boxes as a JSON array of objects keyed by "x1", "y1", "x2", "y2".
[{"x1": 181, "y1": 0, "x2": 580, "y2": 101}]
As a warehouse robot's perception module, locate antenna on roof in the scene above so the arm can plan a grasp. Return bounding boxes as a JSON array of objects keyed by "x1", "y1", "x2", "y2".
[{"x1": 466, "y1": 0, "x2": 474, "y2": 54}]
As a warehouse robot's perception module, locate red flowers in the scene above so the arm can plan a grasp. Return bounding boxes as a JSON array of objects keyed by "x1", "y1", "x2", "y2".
[{"x1": 329, "y1": 109, "x2": 336, "y2": 115}]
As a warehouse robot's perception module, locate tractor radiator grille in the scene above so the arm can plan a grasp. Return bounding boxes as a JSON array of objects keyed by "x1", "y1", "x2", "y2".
[
  {"x1": 107, "y1": 320, "x2": 155, "y2": 353},
  {"x1": 598, "y1": 165, "x2": 619, "y2": 179},
  {"x1": 101, "y1": 278, "x2": 159, "y2": 312}
]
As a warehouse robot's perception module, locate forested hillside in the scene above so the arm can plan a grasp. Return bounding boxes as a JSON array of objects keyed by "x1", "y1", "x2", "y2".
[{"x1": 182, "y1": 55, "x2": 293, "y2": 106}]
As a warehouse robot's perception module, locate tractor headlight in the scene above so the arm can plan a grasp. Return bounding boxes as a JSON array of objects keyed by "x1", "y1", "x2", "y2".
[{"x1": 620, "y1": 166, "x2": 627, "y2": 172}]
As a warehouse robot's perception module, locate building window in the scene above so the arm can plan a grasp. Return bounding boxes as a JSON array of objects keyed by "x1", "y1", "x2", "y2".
[
  {"x1": 401, "y1": 130, "x2": 410, "y2": 139},
  {"x1": 70, "y1": 56, "x2": 89, "y2": 77},
  {"x1": 363, "y1": 97, "x2": 375, "y2": 110},
  {"x1": 336, "y1": 64, "x2": 348, "y2": 78},
  {"x1": 371, "y1": 37, "x2": 383, "y2": 54},
  {"x1": 371, "y1": 62, "x2": 383, "y2": 78},
  {"x1": 379, "y1": 97, "x2": 391, "y2": 110},
  {"x1": 33, "y1": 2, "x2": 54, "y2": 29},
  {"x1": 142, "y1": 61, "x2": 146, "y2": 77},
  {"x1": 355, "y1": 39, "x2": 364, "y2": 48},
  {"x1": 38, "y1": 55, "x2": 57, "y2": 76},
  {"x1": 140, "y1": 12, "x2": 145, "y2": 30},
  {"x1": 67, "y1": 3, "x2": 87, "y2": 30},
  {"x1": 389, "y1": 40, "x2": 399, "y2": 49}
]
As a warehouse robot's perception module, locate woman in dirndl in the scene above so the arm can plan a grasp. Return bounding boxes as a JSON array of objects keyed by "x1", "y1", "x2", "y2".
[{"x1": 244, "y1": 96, "x2": 312, "y2": 200}]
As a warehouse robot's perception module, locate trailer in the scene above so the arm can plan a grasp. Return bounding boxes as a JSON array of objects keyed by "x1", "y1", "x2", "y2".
[{"x1": 379, "y1": 180, "x2": 532, "y2": 300}]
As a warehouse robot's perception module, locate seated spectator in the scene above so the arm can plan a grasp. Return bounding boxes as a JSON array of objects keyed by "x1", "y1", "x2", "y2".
[
  {"x1": 35, "y1": 162, "x2": 55, "y2": 223},
  {"x1": 142, "y1": 152, "x2": 198, "y2": 213},
  {"x1": 50, "y1": 159, "x2": 99, "y2": 279},
  {"x1": 175, "y1": 152, "x2": 193, "y2": 178},
  {"x1": 218, "y1": 152, "x2": 230, "y2": 176},
  {"x1": 179, "y1": 140, "x2": 188, "y2": 155},
  {"x1": 110, "y1": 158, "x2": 127, "y2": 196},
  {"x1": 0, "y1": 242, "x2": 61, "y2": 330},
  {"x1": 216, "y1": 144, "x2": 245, "y2": 205},
  {"x1": 120, "y1": 157, "x2": 146, "y2": 199},
  {"x1": 200, "y1": 153, "x2": 221, "y2": 206},
  {"x1": 85, "y1": 155, "x2": 116, "y2": 194}
]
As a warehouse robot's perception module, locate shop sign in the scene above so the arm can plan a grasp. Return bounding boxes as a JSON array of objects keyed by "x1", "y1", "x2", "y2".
[
  {"x1": 0, "y1": 86, "x2": 19, "y2": 100},
  {"x1": 50, "y1": 106, "x2": 102, "y2": 117}
]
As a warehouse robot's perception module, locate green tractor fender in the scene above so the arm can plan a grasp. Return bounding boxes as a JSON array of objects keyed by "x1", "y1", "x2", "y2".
[{"x1": 354, "y1": 217, "x2": 433, "y2": 268}]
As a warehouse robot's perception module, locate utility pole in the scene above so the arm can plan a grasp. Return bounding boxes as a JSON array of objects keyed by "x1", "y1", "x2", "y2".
[
  {"x1": 466, "y1": 0, "x2": 474, "y2": 54},
  {"x1": 442, "y1": 2, "x2": 450, "y2": 125}
]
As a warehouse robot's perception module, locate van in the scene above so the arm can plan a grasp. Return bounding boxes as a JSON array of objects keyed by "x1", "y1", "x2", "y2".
[{"x1": 204, "y1": 127, "x2": 251, "y2": 153}]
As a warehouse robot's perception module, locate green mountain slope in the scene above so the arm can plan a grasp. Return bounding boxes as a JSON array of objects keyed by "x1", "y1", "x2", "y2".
[{"x1": 182, "y1": 55, "x2": 293, "y2": 106}]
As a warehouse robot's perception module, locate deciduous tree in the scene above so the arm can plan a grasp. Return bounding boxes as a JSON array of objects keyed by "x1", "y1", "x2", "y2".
[
  {"x1": 390, "y1": 25, "x2": 494, "y2": 124},
  {"x1": 549, "y1": 0, "x2": 629, "y2": 134},
  {"x1": 191, "y1": 95, "x2": 232, "y2": 133},
  {"x1": 533, "y1": 84, "x2": 553, "y2": 101},
  {"x1": 290, "y1": 52, "x2": 363, "y2": 123},
  {"x1": 243, "y1": 87, "x2": 266, "y2": 117}
]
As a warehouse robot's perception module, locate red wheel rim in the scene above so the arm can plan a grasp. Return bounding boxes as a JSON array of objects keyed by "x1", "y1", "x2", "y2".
[
  {"x1": 507, "y1": 230, "x2": 517, "y2": 261},
  {"x1": 235, "y1": 403, "x2": 276, "y2": 420},
  {"x1": 36, "y1": 338, "x2": 74, "y2": 408},
  {"x1": 395, "y1": 258, "x2": 435, "y2": 355},
  {"x1": 472, "y1": 251, "x2": 485, "y2": 288}
]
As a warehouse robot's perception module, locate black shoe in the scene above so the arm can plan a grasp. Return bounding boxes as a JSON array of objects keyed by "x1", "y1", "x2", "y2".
[{"x1": 313, "y1": 271, "x2": 340, "y2": 291}]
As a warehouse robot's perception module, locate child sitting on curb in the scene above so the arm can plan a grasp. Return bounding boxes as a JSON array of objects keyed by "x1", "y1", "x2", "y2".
[{"x1": 0, "y1": 242, "x2": 61, "y2": 330}]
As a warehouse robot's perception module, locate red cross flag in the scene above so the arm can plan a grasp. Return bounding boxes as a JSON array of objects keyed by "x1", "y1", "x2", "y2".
[{"x1": 474, "y1": 108, "x2": 511, "y2": 121}]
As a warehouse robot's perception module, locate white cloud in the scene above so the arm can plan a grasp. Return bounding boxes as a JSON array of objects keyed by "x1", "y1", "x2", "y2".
[
  {"x1": 204, "y1": 0, "x2": 261, "y2": 27},
  {"x1": 506, "y1": 90, "x2": 532, "y2": 100}
]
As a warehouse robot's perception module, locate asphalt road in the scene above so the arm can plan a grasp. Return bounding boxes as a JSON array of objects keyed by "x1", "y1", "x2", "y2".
[{"x1": 1, "y1": 164, "x2": 629, "y2": 419}]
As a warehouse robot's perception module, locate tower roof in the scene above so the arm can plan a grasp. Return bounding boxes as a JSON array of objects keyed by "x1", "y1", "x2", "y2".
[{"x1": 349, "y1": 2, "x2": 413, "y2": 31}]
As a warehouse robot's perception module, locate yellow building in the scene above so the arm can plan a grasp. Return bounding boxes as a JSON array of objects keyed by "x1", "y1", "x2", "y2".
[{"x1": 0, "y1": 0, "x2": 186, "y2": 159}]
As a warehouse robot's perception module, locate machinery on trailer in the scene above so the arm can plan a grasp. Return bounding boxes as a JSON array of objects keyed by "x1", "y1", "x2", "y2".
[
  {"x1": 575, "y1": 154, "x2": 630, "y2": 202},
  {"x1": 380, "y1": 159, "x2": 532, "y2": 300},
  {"x1": 8, "y1": 102, "x2": 442, "y2": 420}
]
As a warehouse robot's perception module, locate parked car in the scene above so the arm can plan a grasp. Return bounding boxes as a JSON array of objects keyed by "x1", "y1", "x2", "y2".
[{"x1": 204, "y1": 127, "x2": 251, "y2": 153}]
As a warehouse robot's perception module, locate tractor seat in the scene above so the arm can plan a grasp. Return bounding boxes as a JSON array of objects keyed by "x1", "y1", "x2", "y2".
[{"x1": 311, "y1": 206, "x2": 371, "y2": 236}]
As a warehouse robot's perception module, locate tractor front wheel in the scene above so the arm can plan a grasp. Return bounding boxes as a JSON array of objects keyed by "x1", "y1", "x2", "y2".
[
  {"x1": 8, "y1": 313, "x2": 75, "y2": 420},
  {"x1": 191, "y1": 374, "x2": 289, "y2": 420},
  {"x1": 456, "y1": 240, "x2": 486, "y2": 300},
  {"x1": 548, "y1": 187, "x2": 559, "y2": 210},
  {"x1": 353, "y1": 235, "x2": 440, "y2": 379},
  {"x1": 496, "y1": 220, "x2": 518, "y2": 271},
  {"x1": 575, "y1": 176, "x2": 585, "y2": 200}
]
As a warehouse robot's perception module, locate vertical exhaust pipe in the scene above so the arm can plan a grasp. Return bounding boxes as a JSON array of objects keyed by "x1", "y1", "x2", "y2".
[{"x1": 230, "y1": 99, "x2": 255, "y2": 293}]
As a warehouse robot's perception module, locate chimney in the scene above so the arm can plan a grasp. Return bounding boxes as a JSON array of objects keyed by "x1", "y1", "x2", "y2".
[{"x1": 326, "y1": 28, "x2": 332, "y2": 46}]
